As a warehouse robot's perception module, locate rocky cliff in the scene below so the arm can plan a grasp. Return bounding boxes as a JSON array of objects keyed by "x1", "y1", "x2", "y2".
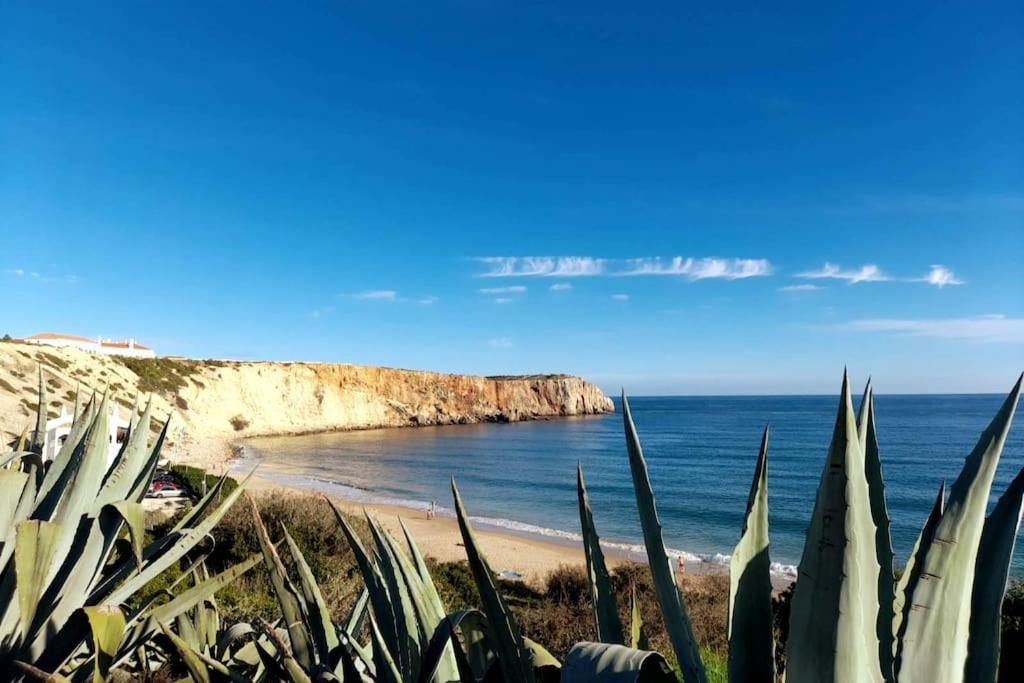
[{"x1": 0, "y1": 342, "x2": 614, "y2": 463}]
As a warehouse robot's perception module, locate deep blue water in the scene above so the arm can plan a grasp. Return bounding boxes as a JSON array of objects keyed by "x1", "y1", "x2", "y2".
[{"x1": 239, "y1": 393, "x2": 1024, "y2": 576}]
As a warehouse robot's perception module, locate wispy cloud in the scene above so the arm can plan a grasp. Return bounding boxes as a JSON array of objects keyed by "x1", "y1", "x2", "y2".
[
  {"x1": 477, "y1": 257, "x2": 605, "y2": 278},
  {"x1": 779, "y1": 284, "x2": 825, "y2": 292},
  {"x1": 489, "y1": 337, "x2": 513, "y2": 348},
  {"x1": 621, "y1": 257, "x2": 772, "y2": 280},
  {"x1": 611, "y1": 294, "x2": 630, "y2": 301},
  {"x1": 914, "y1": 265, "x2": 964, "y2": 288},
  {"x1": 492, "y1": 297, "x2": 516, "y2": 304},
  {"x1": 549, "y1": 283, "x2": 572, "y2": 291},
  {"x1": 351, "y1": 290, "x2": 437, "y2": 304},
  {"x1": 797, "y1": 262, "x2": 890, "y2": 284},
  {"x1": 5, "y1": 267, "x2": 79, "y2": 284},
  {"x1": 477, "y1": 256, "x2": 771, "y2": 280},
  {"x1": 479, "y1": 286, "x2": 527, "y2": 294},
  {"x1": 839, "y1": 314, "x2": 1023, "y2": 343},
  {"x1": 354, "y1": 290, "x2": 399, "y2": 301}
]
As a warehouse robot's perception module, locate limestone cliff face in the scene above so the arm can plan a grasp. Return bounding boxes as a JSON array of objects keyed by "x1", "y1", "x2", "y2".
[{"x1": 0, "y1": 342, "x2": 613, "y2": 462}]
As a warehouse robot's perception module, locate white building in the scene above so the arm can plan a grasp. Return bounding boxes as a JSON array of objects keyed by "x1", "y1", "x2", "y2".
[
  {"x1": 22, "y1": 332, "x2": 156, "y2": 359},
  {"x1": 42, "y1": 404, "x2": 131, "y2": 467}
]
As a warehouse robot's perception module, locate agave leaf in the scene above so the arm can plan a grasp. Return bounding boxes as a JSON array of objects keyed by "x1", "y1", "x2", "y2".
[
  {"x1": 32, "y1": 366, "x2": 47, "y2": 454},
  {"x1": 35, "y1": 395, "x2": 96, "y2": 512},
  {"x1": 524, "y1": 637, "x2": 561, "y2": 682},
  {"x1": 371, "y1": 612, "x2": 404, "y2": 683},
  {"x1": 629, "y1": 585, "x2": 648, "y2": 651},
  {"x1": 98, "y1": 467, "x2": 251, "y2": 605},
  {"x1": 163, "y1": 624, "x2": 252, "y2": 683},
  {"x1": 118, "y1": 554, "x2": 262, "y2": 659},
  {"x1": 16, "y1": 520, "x2": 62, "y2": 639},
  {"x1": 897, "y1": 375, "x2": 1021, "y2": 683},
  {"x1": 159, "y1": 622, "x2": 212, "y2": 683},
  {"x1": 893, "y1": 482, "x2": 944, "y2": 674},
  {"x1": 95, "y1": 398, "x2": 154, "y2": 507},
  {"x1": 344, "y1": 587, "x2": 370, "y2": 638},
  {"x1": 416, "y1": 609, "x2": 483, "y2": 683},
  {"x1": 787, "y1": 372, "x2": 883, "y2": 682},
  {"x1": 451, "y1": 478, "x2": 534, "y2": 683},
  {"x1": 401, "y1": 518, "x2": 447, "y2": 623},
  {"x1": 621, "y1": 392, "x2": 705, "y2": 683},
  {"x1": 172, "y1": 468, "x2": 232, "y2": 532},
  {"x1": 964, "y1": 464, "x2": 1024, "y2": 682},
  {"x1": 281, "y1": 523, "x2": 340, "y2": 655},
  {"x1": 249, "y1": 498, "x2": 315, "y2": 672},
  {"x1": 561, "y1": 642, "x2": 676, "y2": 683},
  {"x1": 858, "y1": 383, "x2": 895, "y2": 682},
  {"x1": 727, "y1": 426, "x2": 774, "y2": 682},
  {"x1": 382, "y1": 522, "x2": 458, "y2": 679},
  {"x1": 577, "y1": 462, "x2": 625, "y2": 645},
  {"x1": 215, "y1": 622, "x2": 257, "y2": 659},
  {"x1": 0, "y1": 469, "x2": 31, "y2": 541},
  {"x1": 329, "y1": 499, "x2": 401, "y2": 659},
  {"x1": 83, "y1": 605, "x2": 126, "y2": 683},
  {"x1": 125, "y1": 417, "x2": 169, "y2": 505},
  {"x1": 27, "y1": 505, "x2": 147, "y2": 668},
  {"x1": 109, "y1": 501, "x2": 145, "y2": 567},
  {"x1": 366, "y1": 513, "x2": 421, "y2": 679}
]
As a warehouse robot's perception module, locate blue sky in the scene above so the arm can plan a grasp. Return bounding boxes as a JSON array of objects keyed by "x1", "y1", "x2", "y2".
[{"x1": 1, "y1": 1, "x2": 1021, "y2": 394}]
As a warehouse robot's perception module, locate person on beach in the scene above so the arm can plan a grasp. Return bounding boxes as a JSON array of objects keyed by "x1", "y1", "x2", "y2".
[
  {"x1": 428, "y1": 500, "x2": 436, "y2": 520},
  {"x1": 677, "y1": 556, "x2": 686, "y2": 579}
]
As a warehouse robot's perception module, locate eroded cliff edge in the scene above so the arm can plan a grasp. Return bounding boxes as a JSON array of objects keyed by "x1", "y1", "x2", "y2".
[{"x1": 0, "y1": 343, "x2": 614, "y2": 463}]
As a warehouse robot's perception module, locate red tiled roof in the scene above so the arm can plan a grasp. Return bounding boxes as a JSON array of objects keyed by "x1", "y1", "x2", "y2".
[
  {"x1": 100, "y1": 340, "x2": 152, "y2": 350},
  {"x1": 25, "y1": 332, "x2": 152, "y2": 350},
  {"x1": 26, "y1": 332, "x2": 95, "y2": 343}
]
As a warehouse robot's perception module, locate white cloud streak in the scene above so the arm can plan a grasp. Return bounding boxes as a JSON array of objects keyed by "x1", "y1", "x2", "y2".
[
  {"x1": 354, "y1": 290, "x2": 399, "y2": 301},
  {"x1": 840, "y1": 314, "x2": 1023, "y2": 343},
  {"x1": 477, "y1": 257, "x2": 606, "y2": 278},
  {"x1": 779, "y1": 284, "x2": 825, "y2": 292},
  {"x1": 549, "y1": 283, "x2": 572, "y2": 291},
  {"x1": 5, "y1": 267, "x2": 78, "y2": 284},
  {"x1": 915, "y1": 265, "x2": 964, "y2": 288},
  {"x1": 797, "y1": 262, "x2": 890, "y2": 284},
  {"x1": 477, "y1": 256, "x2": 771, "y2": 280},
  {"x1": 489, "y1": 337, "x2": 513, "y2": 348},
  {"x1": 621, "y1": 257, "x2": 772, "y2": 280},
  {"x1": 611, "y1": 294, "x2": 630, "y2": 301},
  {"x1": 479, "y1": 286, "x2": 527, "y2": 294}
]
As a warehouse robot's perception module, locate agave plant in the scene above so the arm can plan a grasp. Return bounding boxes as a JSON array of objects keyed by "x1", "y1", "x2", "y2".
[
  {"x1": 602, "y1": 372, "x2": 1022, "y2": 683},
  {"x1": 0, "y1": 367, "x2": 255, "y2": 680}
]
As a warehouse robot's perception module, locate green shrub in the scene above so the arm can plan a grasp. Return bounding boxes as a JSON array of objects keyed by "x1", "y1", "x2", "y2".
[
  {"x1": 114, "y1": 356, "x2": 197, "y2": 395},
  {"x1": 169, "y1": 464, "x2": 240, "y2": 499}
]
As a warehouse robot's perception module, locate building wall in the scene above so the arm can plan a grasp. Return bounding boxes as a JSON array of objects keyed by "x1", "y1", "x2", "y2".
[{"x1": 24, "y1": 337, "x2": 156, "y2": 359}]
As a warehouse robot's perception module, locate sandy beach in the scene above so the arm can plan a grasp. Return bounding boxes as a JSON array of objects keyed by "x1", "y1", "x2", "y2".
[{"x1": 245, "y1": 472, "x2": 795, "y2": 591}]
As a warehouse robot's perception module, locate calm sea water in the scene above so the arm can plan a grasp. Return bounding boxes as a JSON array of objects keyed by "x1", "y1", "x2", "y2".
[{"x1": 237, "y1": 394, "x2": 1024, "y2": 576}]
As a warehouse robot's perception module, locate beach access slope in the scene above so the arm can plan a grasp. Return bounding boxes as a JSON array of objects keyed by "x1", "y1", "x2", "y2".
[{"x1": 0, "y1": 342, "x2": 614, "y2": 465}]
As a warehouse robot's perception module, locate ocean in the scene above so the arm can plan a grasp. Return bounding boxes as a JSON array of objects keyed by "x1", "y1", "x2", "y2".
[{"x1": 235, "y1": 393, "x2": 1024, "y2": 577}]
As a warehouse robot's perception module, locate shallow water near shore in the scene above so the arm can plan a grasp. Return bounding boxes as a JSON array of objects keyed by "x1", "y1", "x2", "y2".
[{"x1": 236, "y1": 393, "x2": 1024, "y2": 577}]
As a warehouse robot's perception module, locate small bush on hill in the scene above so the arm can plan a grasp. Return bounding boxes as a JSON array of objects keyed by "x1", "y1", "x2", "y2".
[
  {"x1": 115, "y1": 356, "x2": 197, "y2": 395},
  {"x1": 229, "y1": 415, "x2": 249, "y2": 431}
]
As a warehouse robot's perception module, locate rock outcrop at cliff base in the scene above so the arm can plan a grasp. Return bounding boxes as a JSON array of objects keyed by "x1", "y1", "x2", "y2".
[{"x1": 0, "y1": 342, "x2": 614, "y2": 463}]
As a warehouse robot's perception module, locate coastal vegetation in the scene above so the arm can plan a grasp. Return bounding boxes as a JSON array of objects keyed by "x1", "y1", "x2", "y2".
[{"x1": 0, "y1": 369, "x2": 1021, "y2": 681}]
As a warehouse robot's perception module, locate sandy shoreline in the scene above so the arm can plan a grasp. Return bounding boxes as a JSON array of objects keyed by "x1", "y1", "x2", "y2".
[{"x1": 243, "y1": 470, "x2": 796, "y2": 592}]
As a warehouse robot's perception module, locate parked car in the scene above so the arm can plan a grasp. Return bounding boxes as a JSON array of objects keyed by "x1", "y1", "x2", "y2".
[{"x1": 146, "y1": 481, "x2": 187, "y2": 498}]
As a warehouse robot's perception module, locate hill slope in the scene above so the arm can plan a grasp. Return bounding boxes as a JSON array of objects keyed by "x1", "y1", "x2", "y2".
[{"x1": 0, "y1": 342, "x2": 614, "y2": 464}]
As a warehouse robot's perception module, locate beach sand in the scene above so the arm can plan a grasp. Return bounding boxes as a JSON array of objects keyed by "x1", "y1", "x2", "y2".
[{"x1": 245, "y1": 473, "x2": 795, "y2": 591}]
